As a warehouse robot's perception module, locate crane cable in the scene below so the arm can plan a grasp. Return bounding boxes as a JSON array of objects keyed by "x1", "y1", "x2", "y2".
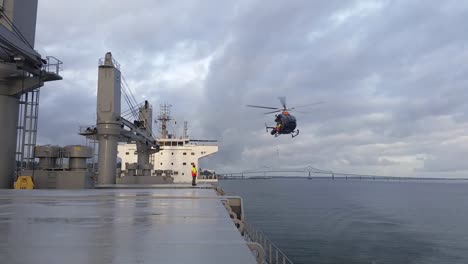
[
  {"x1": 0, "y1": 10, "x2": 42, "y2": 68},
  {"x1": 120, "y1": 73, "x2": 140, "y2": 121},
  {"x1": 122, "y1": 75, "x2": 139, "y2": 108},
  {"x1": 0, "y1": 9, "x2": 34, "y2": 49}
]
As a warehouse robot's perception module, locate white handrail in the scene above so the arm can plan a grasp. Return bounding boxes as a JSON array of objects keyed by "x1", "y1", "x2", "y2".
[{"x1": 244, "y1": 221, "x2": 294, "y2": 264}]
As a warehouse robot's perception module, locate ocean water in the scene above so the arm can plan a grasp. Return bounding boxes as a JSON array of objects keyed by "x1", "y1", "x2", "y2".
[{"x1": 219, "y1": 178, "x2": 468, "y2": 264}]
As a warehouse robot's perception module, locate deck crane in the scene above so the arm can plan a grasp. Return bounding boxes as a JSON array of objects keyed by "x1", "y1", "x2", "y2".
[{"x1": 0, "y1": 1, "x2": 62, "y2": 188}]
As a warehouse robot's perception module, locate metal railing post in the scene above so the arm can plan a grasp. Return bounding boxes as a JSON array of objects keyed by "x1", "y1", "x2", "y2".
[
  {"x1": 244, "y1": 221, "x2": 294, "y2": 264},
  {"x1": 269, "y1": 243, "x2": 272, "y2": 263}
]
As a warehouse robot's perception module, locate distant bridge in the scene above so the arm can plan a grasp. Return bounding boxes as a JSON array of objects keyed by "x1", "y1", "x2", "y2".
[
  {"x1": 220, "y1": 167, "x2": 323, "y2": 176},
  {"x1": 217, "y1": 167, "x2": 464, "y2": 181},
  {"x1": 218, "y1": 166, "x2": 372, "y2": 179}
]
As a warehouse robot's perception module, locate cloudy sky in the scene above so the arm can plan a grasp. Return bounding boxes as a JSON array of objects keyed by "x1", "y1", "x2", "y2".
[{"x1": 34, "y1": 0, "x2": 468, "y2": 177}]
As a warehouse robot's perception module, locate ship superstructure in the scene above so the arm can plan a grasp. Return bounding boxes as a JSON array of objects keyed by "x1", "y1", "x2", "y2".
[{"x1": 118, "y1": 104, "x2": 218, "y2": 182}]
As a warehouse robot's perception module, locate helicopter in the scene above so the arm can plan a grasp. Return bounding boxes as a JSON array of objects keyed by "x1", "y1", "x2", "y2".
[{"x1": 247, "y1": 97, "x2": 323, "y2": 138}]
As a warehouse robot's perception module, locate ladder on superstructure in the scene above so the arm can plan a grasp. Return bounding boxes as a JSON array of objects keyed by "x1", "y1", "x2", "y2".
[
  {"x1": 15, "y1": 88, "x2": 40, "y2": 176},
  {"x1": 85, "y1": 136, "x2": 98, "y2": 173}
]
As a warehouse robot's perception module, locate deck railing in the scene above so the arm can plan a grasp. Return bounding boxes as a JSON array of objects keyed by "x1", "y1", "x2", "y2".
[
  {"x1": 43, "y1": 56, "x2": 63, "y2": 75},
  {"x1": 244, "y1": 221, "x2": 294, "y2": 264}
]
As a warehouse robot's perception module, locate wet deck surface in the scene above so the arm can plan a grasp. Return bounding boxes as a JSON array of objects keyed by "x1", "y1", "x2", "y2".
[{"x1": 0, "y1": 187, "x2": 256, "y2": 264}]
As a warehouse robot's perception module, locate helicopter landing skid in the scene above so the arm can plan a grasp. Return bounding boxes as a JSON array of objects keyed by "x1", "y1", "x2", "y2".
[
  {"x1": 265, "y1": 125, "x2": 280, "y2": 137},
  {"x1": 265, "y1": 124, "x2": 275, "y2": 132},
  {"x1": 265, "y1": 125, "x2": 299, "y2": 138},
  {"x1": 291, "y1": 129, "x2": 299, "y2": 138}
]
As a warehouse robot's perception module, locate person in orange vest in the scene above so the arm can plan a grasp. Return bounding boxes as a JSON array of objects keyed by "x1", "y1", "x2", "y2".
[
  {"x1": 271, "y1": 114, "x2": 283, "y2": 135},
  {"x1": 191, "y1": 163, "x2": 197, "y2": 186}
]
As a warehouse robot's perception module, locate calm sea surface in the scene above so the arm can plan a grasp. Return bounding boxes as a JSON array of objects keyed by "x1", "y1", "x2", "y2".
[{"x1": 219, "y1": 178, "x2": 468, "y2": 264}]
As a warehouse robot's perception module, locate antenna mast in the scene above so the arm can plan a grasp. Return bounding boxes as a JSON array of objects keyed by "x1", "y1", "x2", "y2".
[
  {"x1": 158, "y1": 103, "x2": 172, "y2": 139},
  {"x1": 183, "y1": 121, "x2": 189, "y2": 139}
]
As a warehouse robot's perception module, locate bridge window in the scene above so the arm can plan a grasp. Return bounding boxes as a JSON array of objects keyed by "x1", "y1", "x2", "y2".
[
  {"x1": 191, "y1": 152, "x2": 195, "y2": 155},
  {"x1": 183, "y1": 152, "x2": 187, "y2": 155},
  {"x1": 160, "y1": 163, "x2": 163, "y2": 165},
  {"x1": 125, "y1": 152, "x2": 129, "y2": 155},
  {"x1": 183, "y1": 162, "x2": 187, "y2": 165},
  {"x1": 171, "y1": 163, "x2": 173, "y2": 166},
  {"x1": 172, "y1": 152, "x2": 174, "y2": 155}
]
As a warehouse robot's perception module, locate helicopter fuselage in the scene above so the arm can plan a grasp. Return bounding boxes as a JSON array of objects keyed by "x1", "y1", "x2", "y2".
[
  {"x1": 266, "y1": 113, "x2": 299, "y2": 137},
  {"x1": 246, "y1": 96, "x2": 322, "y2": 138}
]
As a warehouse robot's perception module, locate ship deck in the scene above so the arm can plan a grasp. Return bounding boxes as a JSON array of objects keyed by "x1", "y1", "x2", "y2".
[{"x1": 0, "y1": 185, "x2": 257, "y2": 264}]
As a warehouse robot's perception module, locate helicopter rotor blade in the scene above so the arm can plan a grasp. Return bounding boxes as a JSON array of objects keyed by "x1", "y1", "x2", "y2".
[
  {"x1": 278, "y1": 96, "x2": 287, "y2": 109},
  {"x1": 246, "y1": 104, "x2": 279, "y2": 110},
  {"x1": 289, "y1": 101, "x2": 325, "y2": 110},
  {"x1": 264, "y1": 109, "x2": 283, "y2": 114}
]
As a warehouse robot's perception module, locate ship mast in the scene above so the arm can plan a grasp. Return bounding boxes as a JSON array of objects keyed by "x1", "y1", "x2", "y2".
[
  {"x1": 158, "y1": 103, "x2": 172, "y2": 139},
  {"x1": 183, "y1": 121, "x2": 189, "y2": 139}
]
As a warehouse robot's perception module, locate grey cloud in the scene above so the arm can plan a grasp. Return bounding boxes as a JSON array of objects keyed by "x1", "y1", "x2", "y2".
[
  {"x1": 420, "y1": 152, "x2": 468, "y2": 173},
  {"x1": 37, "y1": 80, "x2": 96, "y2": 145},
  {"x1": 197, "y1": 0, "x2": 468, "y2": 176},
  {"x1": 33, "y1": 0, "x2": 468, "y2": 177}
]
